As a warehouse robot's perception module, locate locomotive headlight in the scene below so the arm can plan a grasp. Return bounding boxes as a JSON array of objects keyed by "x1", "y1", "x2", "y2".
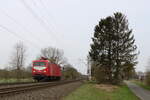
[
  {"x1": 33, "y1": 66, "x2": 46, "y2": 70},
  {"x1": 43, "y1": 70, "x2": 46, "y2": 72},
  {"x1": 33, "y1": 71, "x2": 36, "y2": 72}
]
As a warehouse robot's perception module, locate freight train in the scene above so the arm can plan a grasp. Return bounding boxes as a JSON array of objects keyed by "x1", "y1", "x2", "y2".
[{"x1": 32, "y1": 57, "x2": 61, "y2": 81}]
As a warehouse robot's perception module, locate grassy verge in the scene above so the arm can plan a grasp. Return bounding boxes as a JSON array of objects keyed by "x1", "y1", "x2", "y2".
[
  {"x1": 64, "y1": 83, "x2": 140, "y2": 100},
  {"x1": 133, "y1": 80, "x2": 150, "y2": 90},
  {"x1": 0, "y1": 78, "x2": 34, "y2": 83}
]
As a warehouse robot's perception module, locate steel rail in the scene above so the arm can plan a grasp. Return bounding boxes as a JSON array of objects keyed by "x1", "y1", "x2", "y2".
[{"x1": 0, "y1": 79, "x2": 83, "y2": 97}]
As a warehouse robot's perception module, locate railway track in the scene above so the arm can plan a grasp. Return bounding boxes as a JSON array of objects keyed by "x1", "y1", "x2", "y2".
[{"x1": 0, "y1": 79, "x2": 83, "y2": 97}]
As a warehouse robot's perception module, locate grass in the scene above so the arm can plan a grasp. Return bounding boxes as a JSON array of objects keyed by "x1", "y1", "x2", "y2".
[
  {"x1": 133, "y1": 80, "x2": 150, "y2": 90},
  {"x1": 0, "y1": 78, "x2": 34, "y2": 83},
  {"x1": 64, "y1": 83, "x2": 140, "y2": 100}
]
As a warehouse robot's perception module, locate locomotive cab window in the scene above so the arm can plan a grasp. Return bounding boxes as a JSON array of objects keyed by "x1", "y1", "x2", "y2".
[{"x1": 34, "y1": 62, "x2": 46, "y2": 66}]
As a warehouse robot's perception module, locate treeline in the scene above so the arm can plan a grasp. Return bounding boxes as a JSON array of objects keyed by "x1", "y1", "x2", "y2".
[
  {"x1": 145, "y1": 72, "x2": 150, "y2": 85},
  {"x1": 88, "y1": 12, "x2": 139, "y2": 84},
  {"x1": 0, "y1": 68, "x2": 32, "y2": 80},
  {"x1": 0, "y1": 43, "x2": 81, "y2": 81},
  {"x1": 0, "y1": 64, "x2": 81, "y2": 80},
  {"x1": 62, "y1": 64, "x2": 82, "y2": 80},
  {"x1": 137, "y1": 60, "x2": 150, "y2": 86}
]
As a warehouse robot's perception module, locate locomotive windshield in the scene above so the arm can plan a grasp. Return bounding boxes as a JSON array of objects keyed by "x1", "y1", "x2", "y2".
[{"x1": 34, "y1": 62, "x2": 46, "y2": 66}]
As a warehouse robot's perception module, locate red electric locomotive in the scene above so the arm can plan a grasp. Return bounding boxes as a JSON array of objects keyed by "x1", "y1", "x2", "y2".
[{"x1": 32, "y1": 57, "x2": 61, "y2": 81}]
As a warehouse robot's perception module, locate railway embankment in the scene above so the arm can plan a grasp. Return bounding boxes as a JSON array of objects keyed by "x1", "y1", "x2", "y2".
[{"x1": 0, "y1": 80, "x2": 83, "y2": 100}]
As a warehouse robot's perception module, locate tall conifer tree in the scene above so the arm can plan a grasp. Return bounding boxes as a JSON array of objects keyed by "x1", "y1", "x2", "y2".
[{"x1": 89, "y1": 12, "x2": 138, "y2": 84}]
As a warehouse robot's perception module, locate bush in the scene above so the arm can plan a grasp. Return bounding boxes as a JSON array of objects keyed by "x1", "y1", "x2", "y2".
[{"x1": 93, "y1": 67, "x2": 108, "y2": 84}]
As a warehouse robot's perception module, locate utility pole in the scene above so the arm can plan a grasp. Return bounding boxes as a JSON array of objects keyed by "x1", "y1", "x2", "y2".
[
  {"x1": 87, "y1": 56, "x2": 91, "y2": 81},
  {"x1": 78, "y1": 57, "x2": 91, "y2": 80}
]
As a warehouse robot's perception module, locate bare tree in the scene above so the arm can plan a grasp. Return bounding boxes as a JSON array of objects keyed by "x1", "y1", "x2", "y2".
[
  {"x1": 40, "y1": 47, "x2": 67, "y2": 66},
  {"x1": 9, "y1": 42, "x2": 26, "y2": 79}
]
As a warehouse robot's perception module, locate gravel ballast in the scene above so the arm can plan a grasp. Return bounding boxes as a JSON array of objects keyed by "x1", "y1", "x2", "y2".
[{"x1": 1, "y1": 81, "x2": 83, "y2": 100}]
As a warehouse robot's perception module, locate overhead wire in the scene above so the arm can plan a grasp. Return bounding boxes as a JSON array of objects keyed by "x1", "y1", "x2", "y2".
[
  {"x1": 0, "y1": 0, "x2": 62, "y2": 50},
  {"x1": 32, "y1": 0, "x2": 63, "y2": 47},
  {"x1": 31, "y1": 0, "x2": 62, "y2": 46},
  {"x1": 20, "y1": 0, "x2": 58, "y2": 41},
  {"x1": 0, "y1": 8, "x2": 49, "y2": 46},
  {"x1": 0, "y1": 25, "x2": 41, "y2": 49},
  {"x1": 34, "y1": 0, "x2": 61, "y2": 37},
  {"x1": 32, "y1": 0, "x2": 54, "y2": 31}
]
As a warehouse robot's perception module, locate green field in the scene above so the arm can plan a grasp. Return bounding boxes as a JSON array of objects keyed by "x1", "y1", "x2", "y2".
[
  {"x1": 0, "y1": 78, "x2": 33, "y2": 83},
  {"x1": 64, "y1": 83, "x2": 140, "y2": 100}
]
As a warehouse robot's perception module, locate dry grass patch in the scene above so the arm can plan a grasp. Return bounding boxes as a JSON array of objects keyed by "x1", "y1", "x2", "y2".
[{"x1": 95, "y1": 84, "x2": 118, "y2": 92}]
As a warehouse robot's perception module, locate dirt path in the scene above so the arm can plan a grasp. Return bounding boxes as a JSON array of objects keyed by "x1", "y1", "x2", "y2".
[{"x1": 126, "y1": 81, "x2": 150, "y2": 100}]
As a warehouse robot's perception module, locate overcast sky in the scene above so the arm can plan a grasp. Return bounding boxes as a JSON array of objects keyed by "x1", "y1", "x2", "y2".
[{"x1": 0, "y1": 0, "x2": 149, "y2": 74}]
